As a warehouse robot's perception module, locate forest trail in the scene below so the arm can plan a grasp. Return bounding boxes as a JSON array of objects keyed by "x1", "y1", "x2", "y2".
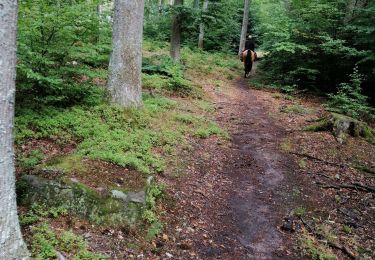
[
  {"x1": 201, "y1": 77, "x2": 298, "y2": 259},
  {"x1": 164, "y1": 73, "x2": 309, "y2": 259}
]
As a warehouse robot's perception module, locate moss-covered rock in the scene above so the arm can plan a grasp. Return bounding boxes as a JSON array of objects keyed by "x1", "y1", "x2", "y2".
[
  {"x1": 304, "y1": 113, "x2": 375, "y2": 144},
  {"x1": 17, "y1": 175, "x2": 145, "y2": 227}
]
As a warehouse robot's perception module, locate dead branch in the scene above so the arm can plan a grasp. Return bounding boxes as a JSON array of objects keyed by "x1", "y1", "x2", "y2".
[
  {"x1": 289, "y1": 152, "x2": 346, "y2": 168},
  {"x1": 316, "y1": 181, "x2": 375, "y2": 193}
]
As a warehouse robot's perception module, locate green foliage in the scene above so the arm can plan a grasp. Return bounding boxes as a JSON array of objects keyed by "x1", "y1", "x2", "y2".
[
  {"x1": 143, "y1": 182, "x2": 165, "y2": 240},
  {"x1": 142, "y1": 53, "x2": 201, "y2": 97},
  {"x1": 252, "y1": 0, "x2": 375, "y2": 107},
  {"x1": 17, "y1": 149, "x2": 44, "y2": 169},
  {"x1": 15, "y1": 97, "x2": 172, "y2": 174},
  {"x1": 144, "y1": 0, "x2": 243, "y2": 52},
  {"x1": 195, "y1": 122, "x2": 228, "y2": 139},
  {"x1": 17, "y1": 0, "x2": 111, "y2": 106},
  {"x1": 30, "y1": 223, "x2": 104, "y2": 259},
  {"x1": 326, "y1": 67, "x2": 374, "y2": 120},
  {"x1": 20, "y1": 204, "x2": 68, "y2": 225}
]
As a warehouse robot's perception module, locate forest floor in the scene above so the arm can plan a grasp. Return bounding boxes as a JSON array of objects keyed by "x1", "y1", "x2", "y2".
[
  {"x1": 154, "y1": 65, "x2": 375, "y2": 259},
  {"x1": 16, "y1": 53, "x2": 375, "y2": 259}
]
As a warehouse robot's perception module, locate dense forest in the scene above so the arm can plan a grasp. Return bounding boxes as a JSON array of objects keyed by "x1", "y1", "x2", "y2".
[{"x1": 1, "y1": 0, "x2": 374, "y2": 259}]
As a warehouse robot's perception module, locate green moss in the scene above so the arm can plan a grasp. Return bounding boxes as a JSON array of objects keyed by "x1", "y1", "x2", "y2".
[
  {"x1": 304, "y1": 119, "x2": 332, "y2": 132},
  {"x1": 280, "y1": 104, "x2": 313, "y2": 115},
  {"x1": 45, "y1": 154, "x2": 87, "y2": 174},
  {"x1": 17, "y1": 176, "x2": 144, "y2": 227}
]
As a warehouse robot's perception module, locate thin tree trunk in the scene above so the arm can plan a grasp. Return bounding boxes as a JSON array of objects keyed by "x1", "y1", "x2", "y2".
[
  {"x1": 239, "y1": 0, "x2": 250, "y2": 56},
  {"x1": 170, "y1": 0, "x2": 183, "y2": 62},
  {"x1": 193, "y1": 0, "x2": 199, "y2": 8},
  {"x1": 108, "y1": 0, "x2": 144, "y2": 108},
  {"x1": 198, "y1": 0, "x2": 209, "y2": 49},
  {"x1": 0, "y1": 0, "x2": 30, "y2": 258}
]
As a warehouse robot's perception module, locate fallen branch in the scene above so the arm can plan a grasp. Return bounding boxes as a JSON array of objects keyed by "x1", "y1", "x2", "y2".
[
  {"x1": 299, "y1": 217, "x2": 357, "y2": 259},
  {"x1": 316, "y1": 181, "x2": 375, "y2": 193},
  {"x1": 290, "y1": 152, "x2": 346, "y2": 167}
]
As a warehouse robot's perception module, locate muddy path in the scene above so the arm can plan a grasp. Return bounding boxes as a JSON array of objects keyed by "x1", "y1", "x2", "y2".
[
  {"x1": 199, "y1": 78, "x2": 302, "y2": 259},
  {"x1": 161, "y1": 74, "x2": 316, "y2": 259}
]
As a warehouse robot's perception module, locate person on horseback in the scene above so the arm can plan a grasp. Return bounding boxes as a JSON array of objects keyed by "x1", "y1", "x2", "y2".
[
  {"x1": 245, "y1": 35, "x2": 257, "y2": 60},
  {"x1": 241, "y1": 35, "x2": 257, "y2": 78}
]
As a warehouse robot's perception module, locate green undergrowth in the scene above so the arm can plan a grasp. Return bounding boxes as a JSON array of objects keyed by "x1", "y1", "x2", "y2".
[
  {"x1": 142, "y1": 51, "x2": 202, "y2": 98},
  {"x1": 16, "y1": 94, "x2": 226, "y2": 174},
  {"x1": 19, "y1": 204, "x2": 103, "y2": 259},
  {"x1": 30, "y1": 223, "x2": 104, "y2": 259},
  {"x1": 181, "y1": 47, "x2": 241, "y2": 75}
]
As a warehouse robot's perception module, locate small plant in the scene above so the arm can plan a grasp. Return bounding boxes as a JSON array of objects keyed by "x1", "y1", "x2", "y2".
[
  {"x1": 342, "y1": 225, "x2": 352, "y2": 234},
  {"x1": 326, "y1": 66, "x2": 374, "y2": 121},
  {"x1": 294, "y1": 207, "x2": 306, "y2": 217}
]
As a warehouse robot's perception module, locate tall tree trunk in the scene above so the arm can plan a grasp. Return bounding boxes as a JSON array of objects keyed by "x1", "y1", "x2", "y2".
[
  {"x1": 239, "y1": 0, "x2": 250, "y2": 56},
  {"x1": 193, "y1": 0, "x2": 199, "y2": 8},
  {"x1": 0, "y1": 0, "x2": 30, "y2": 258},
  {"x1": 108, "y1": 0, "x2": 144, "y2": 108},
  {"x1": 170, "y1": 0, "x2": 184, "y2": 62},
  {"x1": 198, "y1": 0, "x2": 209, "y2": 49}
]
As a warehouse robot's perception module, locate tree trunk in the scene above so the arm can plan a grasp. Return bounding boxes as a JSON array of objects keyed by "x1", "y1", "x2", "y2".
[
  {"x1": 198, "y1": 0, "x2": 209, "y2": 49},
  {"x1": 238, "y1": 0, "x2": 250, "y2": 56},
  {"x1": 108, "y1": 0, "x2": 144, "y2": 108},
  {"x1": 193, "y1": 0, "x2": 199, "y2": 8},
  {"x1": 170, "y1": 0, "x2": 184, "y2": 62},
  {"x1": 0, "y1": 0, "x2": 30, "y2": 258}
]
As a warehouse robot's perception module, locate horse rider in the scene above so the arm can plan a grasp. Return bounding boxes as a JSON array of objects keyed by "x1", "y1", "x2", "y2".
[{"x1": 245, "y1": 35, "x2": 257, "y2": 60}]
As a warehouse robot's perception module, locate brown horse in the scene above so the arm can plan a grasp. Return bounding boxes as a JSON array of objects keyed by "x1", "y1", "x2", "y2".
[{"x1": 240, "y1": 50, "x2": 256, "y2": 78}]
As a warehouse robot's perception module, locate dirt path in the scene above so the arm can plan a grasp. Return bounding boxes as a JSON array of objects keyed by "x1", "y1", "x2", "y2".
[
  {"x1": 202, "y1": 78, "x2": 300, "y2": 259},
  {"x1": 163, "y1": 76, "x2": 311, "y2": 259}
]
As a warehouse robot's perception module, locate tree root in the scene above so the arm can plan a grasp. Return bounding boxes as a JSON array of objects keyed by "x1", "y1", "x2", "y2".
[
  {"x1": 299, "y1": 217, "x2": 358, "y2": 259},
  {"x1": 316, "y1": 181, "x2": 375, "y2": 193}
]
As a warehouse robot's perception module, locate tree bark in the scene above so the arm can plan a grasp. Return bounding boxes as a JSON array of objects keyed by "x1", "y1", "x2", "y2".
[
  {"x1": 198, "y1": 0, "x2": 209, "y2": 49},
  {"x1": 108, "y1": 0, "x2": 144, "y2": 108},
  {"x1": 0, "y1": 0, "x2": 30, "y2": 258},
  {"x1": 238, "y1": 0, "x2": 250, "y2": 56},
  {"x1": 170, "y1": 0, "x2": 184, "y2": 62},
  {"x1": 193, "y1": 0, "x2": 199, "y2": 8}
]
